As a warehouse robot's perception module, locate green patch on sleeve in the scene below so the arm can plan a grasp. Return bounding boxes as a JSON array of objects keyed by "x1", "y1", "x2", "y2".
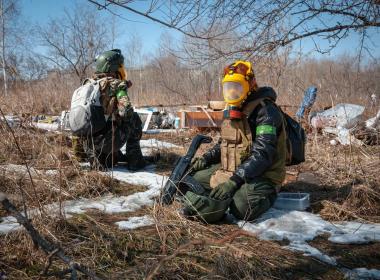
[{"x1": 256, "y1": 124, "x2": 276, "y2": 135}]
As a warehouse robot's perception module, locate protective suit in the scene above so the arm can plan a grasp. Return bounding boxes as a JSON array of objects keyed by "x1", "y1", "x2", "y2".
[{"x1": 184, "y1": 61, "x2": 286, "y2": 223}]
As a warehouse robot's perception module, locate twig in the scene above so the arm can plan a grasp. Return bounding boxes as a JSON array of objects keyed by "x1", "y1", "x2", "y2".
[
  {"x1": 145, "y1": 230, "x2": 256, "y2": 280},
  {"x1": 0, "y1": 193, "x2": 103, "y2": 280}
]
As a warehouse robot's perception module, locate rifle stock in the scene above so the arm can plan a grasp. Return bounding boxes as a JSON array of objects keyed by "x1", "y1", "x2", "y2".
[{"x1": 161, "y1": 134, "x2": 212, "y2": 205}]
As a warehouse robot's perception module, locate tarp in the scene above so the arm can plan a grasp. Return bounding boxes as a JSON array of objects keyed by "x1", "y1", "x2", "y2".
[{"x1": 311, "y1": 103, "x2": 365, "y2": 129}]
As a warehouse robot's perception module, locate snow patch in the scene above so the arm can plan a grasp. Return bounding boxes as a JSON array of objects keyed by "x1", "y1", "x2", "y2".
[
  {"x1": 121, "y1": 138, "x2": 180, "y2": 156},
  {"x1": 139, "y1": 139, "x2": 180, "y2": 149},
  {"x1": 0, "y1": 216, "x2": 22, "y2": 234},
  {"x1": 344, "y1": 268, "x2": 380, "y2": 280},
  {"x1": 240, "y1": 208, "x2": 380, "y2": 266},
  {"x1": 329, "y1": 222, "x2": 380, "y2": 244},
  {"x1": 0, "y1": 164, "x2": 39, "y2": 176},
  {"x1": 286, "y1": 241, "x2": 337, "y2": 265},
  {"x1": 0, "y1": 164, "x2": 65, "y2": 177},
  {"x1": 116, "y1": 215, "x2": 154, "y2": 230},
  {"x1": 0, "y1": 166, "x2": 167, "y2": 235}
]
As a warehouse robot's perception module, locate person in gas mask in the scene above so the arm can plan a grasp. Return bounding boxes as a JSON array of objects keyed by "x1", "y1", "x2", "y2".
[{"x1": 183, "y1": 61, "x2": 287, "y2": 223}]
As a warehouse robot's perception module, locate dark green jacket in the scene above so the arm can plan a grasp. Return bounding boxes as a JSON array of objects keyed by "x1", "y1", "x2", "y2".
[{"x1": 202, "y1": 87, "x2": 286, "y2": 186}]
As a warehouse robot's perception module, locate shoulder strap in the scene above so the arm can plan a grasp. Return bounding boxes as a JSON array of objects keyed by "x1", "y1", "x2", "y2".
[
  {"x1": 82, "y1": 77, "x2": 109, "y2": 86},
  {"x1": 242, "y1": 97, "x2": 271, "y2": 116}
]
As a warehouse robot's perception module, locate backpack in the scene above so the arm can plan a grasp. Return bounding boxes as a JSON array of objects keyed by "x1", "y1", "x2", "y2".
[
  {"x1": 69, "y1": 78, "x2": 106, "y2": 136},
  {"x1": 244, "y1": 95, "x2": 306, "y2": 166},
  {"x1": 280, "y1": 109, "x2": 306, "y2": 166}
]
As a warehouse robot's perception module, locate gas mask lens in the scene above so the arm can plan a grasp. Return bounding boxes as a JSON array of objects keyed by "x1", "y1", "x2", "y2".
[
  {"x1": 118, "y1": 64, "x2": 127, "y2": 80},
  {"x1": 223, "y1": 82, "x2": 243, "y2": 102}
]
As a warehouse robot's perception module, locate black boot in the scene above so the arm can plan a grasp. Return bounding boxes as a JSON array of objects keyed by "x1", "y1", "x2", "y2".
[{"x1": 125, "y1": 142, "x2": 147, "y2": 171}]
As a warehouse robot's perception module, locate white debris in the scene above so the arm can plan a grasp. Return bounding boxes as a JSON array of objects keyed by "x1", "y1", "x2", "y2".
[
  {"x1": 336, "y1": 127, "x2": 364, "y2": 146},
  {"x1": 344, "y1": 268, "x2": 380, "y2": 280},
  {"x1": 145, "y1": 129, "x2": 181, "y2": 134},
  {"x1": 79, "y1": 162, "x2": 91, "y2": 170},
  {"x1": 32, "y1": 122, "x2": 60, "y2": 131},
  {"x1": 0, "y1": 115, "x2": 20, "y2": 128},
  {"x1": 45, "y1": 169, "x2": 59, "y2": 176},
  {"x1": 311, "y1": 104, "x2": 365, "y2": 129},
  {"x1": 365, "y1": 109, "x2": 380, "y2": 130},
  {"x1": 116, "y1": 215, "x2": 155, "y2": 230},
  {"x1": 323, "y1": 126, "x2": 364, "y2": 146},
  {"x1": 240, "y1": 208, "x2": 380, "y2": 266}
]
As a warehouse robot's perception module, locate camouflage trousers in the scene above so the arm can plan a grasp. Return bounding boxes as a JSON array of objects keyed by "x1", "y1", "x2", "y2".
[
  {"x1": 192, "y1": 164, "x2": 277, "y2": 221},
  {"x1": 80, "y1": 112, "x2": 144, "y2": 169}
]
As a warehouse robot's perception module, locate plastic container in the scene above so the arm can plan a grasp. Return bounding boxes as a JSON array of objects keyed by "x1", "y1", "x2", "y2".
[
  {"x1": 273, "y1": 192, "x2": 310, "y2": 211},
  {"x1": 174, "y1": 117, "x2": 181, "y2": 129}
]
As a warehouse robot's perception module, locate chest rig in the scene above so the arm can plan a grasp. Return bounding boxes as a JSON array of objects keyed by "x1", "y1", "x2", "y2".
[{"x1": 220, "y1": 98, "x2": 267, "y2": 172}]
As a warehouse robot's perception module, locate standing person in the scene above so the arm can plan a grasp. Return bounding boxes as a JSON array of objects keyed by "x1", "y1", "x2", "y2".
[
  {"x1": 183, "y1": 61, "x2": 287, "y2": 223},
  {"x1": 72, "y1": 49, "x2": 148, "y2": 170}
]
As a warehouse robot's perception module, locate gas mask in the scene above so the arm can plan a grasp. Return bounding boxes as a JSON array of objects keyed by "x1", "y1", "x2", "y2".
[
  {"x1": 221, "y1": 61, "x2": 257, "y2": 119},
  {"x1": 118, "y1": 64, "x2": 128, "y2": 81}
]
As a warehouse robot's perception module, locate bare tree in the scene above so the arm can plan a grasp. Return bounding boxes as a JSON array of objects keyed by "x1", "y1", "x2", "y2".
[
  {"x1": 37, "y1": 4, "x2": 113, "y2": 83},
  {"x1": 124, "y1": 32, "x2": 144, "y2": 104},
  {"x1": 0, "y1": 0, "x2": 18, "y2": 96},
  {"x1": 89, "y1": 0, "x2": 380, "y2": 61}
]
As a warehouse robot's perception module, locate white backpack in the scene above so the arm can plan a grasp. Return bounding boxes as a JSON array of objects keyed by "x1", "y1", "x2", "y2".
[{"x1": 69, "y1": 78, "x2": 107, "y2": 136}]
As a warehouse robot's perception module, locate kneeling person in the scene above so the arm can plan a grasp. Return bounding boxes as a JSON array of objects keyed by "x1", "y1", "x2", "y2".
[
  {"x1": 72, "y1": 49, "x2": 147, "y2": 170},
  {"x1": 184, "y1": 61, "x2": 286, "y2": 223}
]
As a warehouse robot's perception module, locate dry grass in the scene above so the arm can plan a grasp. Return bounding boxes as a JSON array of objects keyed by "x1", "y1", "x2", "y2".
[
  {"x1": 284, "y1": 134, "x2": 380, "y2": 223},
  {"x1": 0, "y1": 115, "x2": 379, "y2": 279},
  {"x1": 0, "y1": 203, "x2": 344, "y2": 279},
  {"x1": 0, "y1": 124, "x2": 145, "y2": 215}
]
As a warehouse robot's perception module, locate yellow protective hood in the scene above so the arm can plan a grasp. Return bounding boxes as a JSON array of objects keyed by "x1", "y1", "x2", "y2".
[
  {"x1": 118, "y1": 64, "x2": 128, "y2": 81},
  {"x1": 222, "y1": 61, "x2": 256, "y2": 107}
]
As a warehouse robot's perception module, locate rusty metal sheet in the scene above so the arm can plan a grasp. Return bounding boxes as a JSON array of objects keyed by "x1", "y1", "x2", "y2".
[{"x1": 177, "y1": 111, "x2": 223, "y2": 128}]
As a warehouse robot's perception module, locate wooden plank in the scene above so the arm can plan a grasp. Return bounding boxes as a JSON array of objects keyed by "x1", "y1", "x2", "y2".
[{"x1": 177, "y1": 111, "x2": 223, "y2": 128}]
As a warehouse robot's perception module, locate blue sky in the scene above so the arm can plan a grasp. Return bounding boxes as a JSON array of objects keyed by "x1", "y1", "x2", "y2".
[
  {"x1": 20, "y1": 0, "x2": 178, "y2": 55},
  {"x1": 20, "y1": 0, "x2": 380, "y2": 60}
]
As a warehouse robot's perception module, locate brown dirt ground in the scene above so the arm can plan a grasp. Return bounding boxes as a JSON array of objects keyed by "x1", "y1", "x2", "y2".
[{"x1": 0, "y1": 127, "x2": 379, "y2": 279}]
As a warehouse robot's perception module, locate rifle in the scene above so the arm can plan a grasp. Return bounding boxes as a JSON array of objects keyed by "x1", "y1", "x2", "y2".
[{"x1": 162, "y1": 134, "x2": 212, "y2": 205}]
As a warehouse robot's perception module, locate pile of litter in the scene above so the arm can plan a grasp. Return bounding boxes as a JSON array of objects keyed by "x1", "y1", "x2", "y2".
[
  {"x1": 0, "y1": 116, "x2": 21, "y2": 128},
  {"x1": 310, "y1": 104, "x2": 380, "y2": 146}
]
